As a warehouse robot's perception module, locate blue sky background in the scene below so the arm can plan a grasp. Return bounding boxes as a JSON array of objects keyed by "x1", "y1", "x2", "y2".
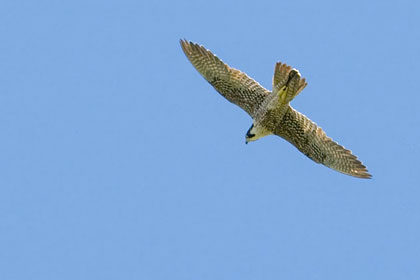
[{"x1": 1, "y1": 0, "x2": 419, "y2": 279}]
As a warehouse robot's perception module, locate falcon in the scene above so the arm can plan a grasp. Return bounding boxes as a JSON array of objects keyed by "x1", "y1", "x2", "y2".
[{"x1": 180, "y1": 39, "x2": 371, "y2": 179}]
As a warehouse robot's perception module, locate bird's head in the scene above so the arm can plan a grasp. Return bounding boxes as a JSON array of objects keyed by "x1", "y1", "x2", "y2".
[
  {"x1": 245, "y1": 124, "x2": 271, "y2": 144},
  {"x1": 245, "y1": 124, "x2": 256, "y2": 144}
]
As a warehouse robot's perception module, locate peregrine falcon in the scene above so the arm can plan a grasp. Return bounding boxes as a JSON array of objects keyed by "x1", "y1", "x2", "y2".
[{"x1": 180, "y1": 39, "x2": 371, "y2": 179}]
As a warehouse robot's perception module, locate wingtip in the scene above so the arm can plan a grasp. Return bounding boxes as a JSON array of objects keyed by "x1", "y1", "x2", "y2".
[
  {"x1": 363, "y1": 171, "x2": 373, "y2": 179},
  {"x1": 358, "y1": 173, "x2": 372, "y2": 179},
  {"x1": 180, "y1": 39, "x2": 202, "y2": 54},
  {"x1": 180, "y1": 38, "x2": 194, "y2": 48},
  {"x1": 180, "y1": 39, "x2": 193, "y2": 55},
  {"x1": 350, "y1": 168, "x2": 372, "y2": 179},
  {"x1": 179, "y1": 38, "x2": 187, "y2": 46},
  {"x1": 354, "y1": 160, "x2": 372, "y2": 179}
]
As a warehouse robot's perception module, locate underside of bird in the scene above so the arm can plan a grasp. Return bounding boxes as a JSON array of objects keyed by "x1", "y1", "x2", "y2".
[
  {"x1": 180, "y1": 39, "x2": 371, "y2": 179},
  {"x1": 247, "y1": 64, "x2": 307, "y2": 143}
]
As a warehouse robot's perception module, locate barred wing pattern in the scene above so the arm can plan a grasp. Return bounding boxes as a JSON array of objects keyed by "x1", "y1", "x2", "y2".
[
  {"x1": 275, "y1": 107, "x2": 371, "y2": 178},
  {"x1": 180, "y1": 40, "x2": 270, "y2": 117}
]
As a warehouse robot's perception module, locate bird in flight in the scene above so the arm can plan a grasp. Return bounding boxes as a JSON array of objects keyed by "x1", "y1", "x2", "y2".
[{"x1": 180, "y1": 39, "x2": 371, "y2": 179}]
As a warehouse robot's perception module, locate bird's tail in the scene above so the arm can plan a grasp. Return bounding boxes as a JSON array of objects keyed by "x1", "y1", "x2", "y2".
[{"x1": 272, "y1": 62, "x2": 307, "y2": 104}]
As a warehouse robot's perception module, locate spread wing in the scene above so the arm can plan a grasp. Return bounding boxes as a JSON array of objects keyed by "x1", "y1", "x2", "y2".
[
  {"x1": 180, "y1": 39, "x2": 270, "y2": 117},
  {"x1": 275, "y1": 106, "x2": 371, "y2": 178}
]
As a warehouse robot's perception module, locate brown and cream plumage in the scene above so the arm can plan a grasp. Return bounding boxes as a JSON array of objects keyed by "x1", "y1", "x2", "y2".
[{"x1": 180, "y1": 39, "x2": 371, "y2": 179}]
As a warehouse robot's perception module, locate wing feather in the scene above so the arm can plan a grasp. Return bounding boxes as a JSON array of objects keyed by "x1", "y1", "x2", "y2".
[
  {"x1": 275, "y1": 106, "x2": 371, "y2": 179},
  {"x1": 180, "y1": 39, "x2": 270, "y2": 117}
]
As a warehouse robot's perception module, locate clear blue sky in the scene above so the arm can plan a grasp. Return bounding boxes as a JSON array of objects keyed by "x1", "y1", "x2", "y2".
[{"x1": 1, "y1": 0, "x2": 419, "y2": 279}]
